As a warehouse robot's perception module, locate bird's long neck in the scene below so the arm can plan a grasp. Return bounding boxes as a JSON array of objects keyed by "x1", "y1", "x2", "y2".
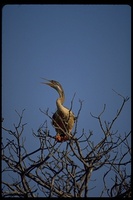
[{"x1": 56, "y1": 90, "x2": 65, "y2": 111}]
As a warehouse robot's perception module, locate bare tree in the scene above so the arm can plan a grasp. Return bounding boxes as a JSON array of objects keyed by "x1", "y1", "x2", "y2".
[{"x1": 1, "y1": 91, "x2": 131, "y2": 197}]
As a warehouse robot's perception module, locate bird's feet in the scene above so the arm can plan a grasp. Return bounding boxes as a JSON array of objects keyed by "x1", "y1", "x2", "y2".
[{"x1": 55, "y1": 134, "x2": 69, "y2": 142}]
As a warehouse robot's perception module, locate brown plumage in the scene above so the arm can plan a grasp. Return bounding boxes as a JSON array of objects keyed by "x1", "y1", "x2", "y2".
[{"x1": 42, "y1": 78, "x2": 75, "y2": 142}]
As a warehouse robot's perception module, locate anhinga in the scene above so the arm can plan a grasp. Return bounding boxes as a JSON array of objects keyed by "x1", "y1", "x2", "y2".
[{"x1": 42, "y1": 78, "x2": 75, "y2": 142}]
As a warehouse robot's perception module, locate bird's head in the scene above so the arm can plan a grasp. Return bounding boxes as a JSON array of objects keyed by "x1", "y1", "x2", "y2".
[{"x1": 41, "y1": 78, "x2": 64, "y2": 97}]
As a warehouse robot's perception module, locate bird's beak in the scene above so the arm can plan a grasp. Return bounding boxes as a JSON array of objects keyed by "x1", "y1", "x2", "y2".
[{"x1": 41, "y1": 78, "x2": 53, "y2": 87}]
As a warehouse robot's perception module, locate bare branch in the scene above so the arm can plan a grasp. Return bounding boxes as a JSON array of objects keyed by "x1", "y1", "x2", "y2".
[{"x1": 2, "y1": 92, "x2": 131, "y2": 197}]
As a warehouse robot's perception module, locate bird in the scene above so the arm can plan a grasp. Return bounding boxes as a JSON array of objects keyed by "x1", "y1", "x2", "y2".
[{"x1": 42, "y1": 78, "x2": 76, "y2": 142}]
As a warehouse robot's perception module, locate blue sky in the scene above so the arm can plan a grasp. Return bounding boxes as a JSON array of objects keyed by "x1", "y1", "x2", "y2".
[{"x1": 2, "y1": 5, "x2": 131, "y2": 197}]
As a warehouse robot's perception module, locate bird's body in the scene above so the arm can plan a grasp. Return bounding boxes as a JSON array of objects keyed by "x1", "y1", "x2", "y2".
[{"x1": 42, "y1": 79, "x2": 75, "y2": 142}]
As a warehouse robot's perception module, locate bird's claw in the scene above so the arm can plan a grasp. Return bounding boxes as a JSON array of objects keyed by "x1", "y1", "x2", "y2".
[{"x1": 55, "y1": 134, "x2": 69, "y2": 142}]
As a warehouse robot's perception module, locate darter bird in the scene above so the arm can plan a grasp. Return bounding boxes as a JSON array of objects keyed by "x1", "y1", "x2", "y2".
[{"x1": 42, "y1": 78, "x2": 76, "y2": 142}]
